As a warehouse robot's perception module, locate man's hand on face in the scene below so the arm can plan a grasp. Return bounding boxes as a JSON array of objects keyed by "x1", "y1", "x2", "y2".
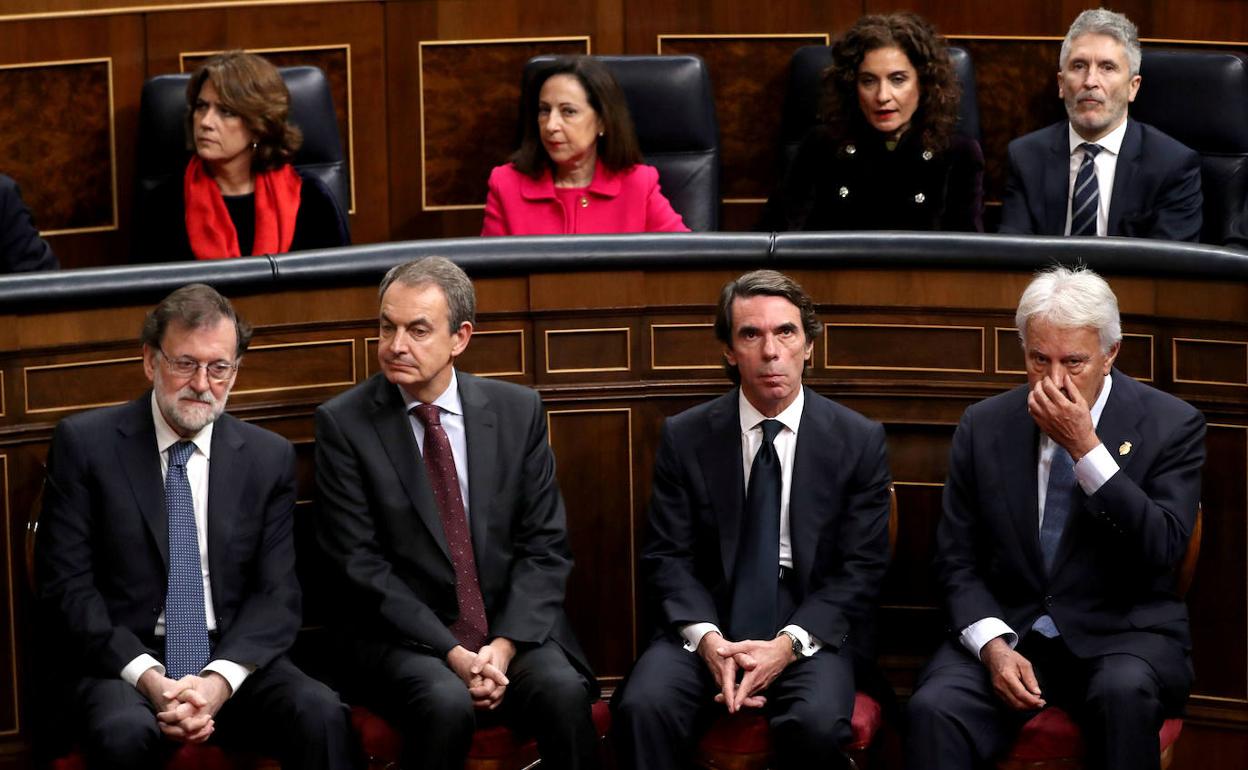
[
  {"x1": 981, "y1": 637, "x2": 1045, "y2": 711},
  {"x1": 1028, "y1": 372, "x2": 1100, "y2": 460}
]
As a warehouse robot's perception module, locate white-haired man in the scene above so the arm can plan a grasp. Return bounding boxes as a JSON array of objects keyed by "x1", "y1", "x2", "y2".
[
  {"x1": 999, "y1": 9, "x2": 1202, "y2": 241},
  {"x1": 907, "y1": 265, "x2": 1205, "y2": 769}
]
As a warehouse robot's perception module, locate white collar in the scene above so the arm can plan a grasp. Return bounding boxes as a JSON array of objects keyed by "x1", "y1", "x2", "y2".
[
  {"x1": 150, "y1": 391, "x2": 214, "y2": 458},
  {"x1": 399, "y1": 368, "x2": 464, "y2": 415},
  {"x1": 1068, "y1": 117, "x2": 1128, "y2": 157},
  {"x1": 737, "y1": 386, "x2": 805, "y2": 436}
]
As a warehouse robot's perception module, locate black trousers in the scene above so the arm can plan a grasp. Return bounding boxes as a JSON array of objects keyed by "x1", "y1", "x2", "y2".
[
  {"x1": 75, "y1": 655, "x2": 356, "y2": 770},
  {"x1": 906, "y1": 633, "x2": 1181, "y2": 770},
  {"x1": 348, "y1": 637, "x2": 598, "y2": 770}
]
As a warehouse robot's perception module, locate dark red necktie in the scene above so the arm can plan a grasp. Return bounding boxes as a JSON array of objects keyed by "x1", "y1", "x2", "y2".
[{"x1": 412, "y1": 403, "x2": 489, "y2": 651}]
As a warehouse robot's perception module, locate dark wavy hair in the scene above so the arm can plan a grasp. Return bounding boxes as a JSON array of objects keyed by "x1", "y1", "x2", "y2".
[
  {"x1": 186, "y1": 50, "x2": 303, "y2": 172},
  {"x1": 822, "y1": 13, "x2": 960, "y2": 151},
  {"x1": 511, "y1": 56, "x2": 644, "y2": 178}
]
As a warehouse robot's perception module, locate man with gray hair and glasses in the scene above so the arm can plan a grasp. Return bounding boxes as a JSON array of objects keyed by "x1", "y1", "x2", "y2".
[
  {"x1": 907, "y1": 266, "x2": 1205, "y2": 769},
  {"x1": 999, "y1": 8, "x2": 1202, "y2": 241},
  {"x1": 35, "y1": 283, "x2": 353, "y2": 769}
]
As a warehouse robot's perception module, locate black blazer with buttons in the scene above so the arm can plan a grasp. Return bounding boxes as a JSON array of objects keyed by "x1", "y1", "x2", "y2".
[
  {"x1": 640, "y1": 386, "x2": 892, "y2": 660},
  {"x1": 35, "y1": 394, "x2": 302, "y2": 679},
  {"x1": 759, "y1": 126, "x2": 985, "y2": 233},
  {"x1": 934, "y1": 368, "x2": 1205, "y2": 692}
]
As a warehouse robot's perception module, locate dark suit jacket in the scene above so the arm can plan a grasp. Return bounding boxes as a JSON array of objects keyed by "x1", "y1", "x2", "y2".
[
  {"x1": 935, "y1": 369, "x2": 1205, "y2": 692},
  {"x1": 314, "y1": 371, "x2": 591, "y2": 677},
  {"x1": 35, "y1": 394, "x2": 302, "y2": 679},
  {"x1": 640, "y1": 387, "x2": 891, "y2": 659},
  {"x1": 998, "y1": 119, "x2": 1203, "y2": 242},
  {"x1": 1, "y1": 174, "x2": 57, "y2": 272}
]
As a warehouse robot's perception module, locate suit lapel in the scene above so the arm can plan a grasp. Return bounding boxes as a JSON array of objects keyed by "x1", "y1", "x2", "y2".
[
  {"x1": 993, "y1": 390, "x2": 1045, "y2": 577},
  {"x1": 458, "y1": 374, "x2": 496, "y2": 560},
  {"x1": 1044, "y1": 124, "x2": 1070, "y2": 236},
  {"x1": 789, "y1": 388, "x2": 836, "y2": 585},
  {"x1": 698, "y1": 392, "x2": 745, "y2": 581},
  {"x1": 368, "y1": 376, "x2": 452, "y2": 563},
  {"x1": 206, "y1": 414, "x2": 245, "y2": 603},
  {"x1": 117, "y1": 395, "x2": 169, "y2": 566},
  {"x1": 1106, "y1": 119, "x2": 1142, "y2": 236}
]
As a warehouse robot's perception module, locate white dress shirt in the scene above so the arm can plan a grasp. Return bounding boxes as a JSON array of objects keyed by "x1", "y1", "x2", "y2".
[
  {"x1": 681, "y1": 388, "x2": 821, "y2": 657},
  {"x1": 121, "y1": 395, "x2": 253, "y2": 694},
  {"x1": 1064, "y1": 119, "x2": 1129, "y2": 236},
  {"x1": 400, "y1": 369, "x2": 471, "y2": 521},
  {"x1": 960, "y1": 374, "x2": 1119, "y2": 658}
]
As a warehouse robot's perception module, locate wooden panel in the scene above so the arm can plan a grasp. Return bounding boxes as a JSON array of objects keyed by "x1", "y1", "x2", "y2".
[
  {"x1": 234, "y1": 339, "x2": 357, "y2": 395},
  {"x1": 23, "y1": 355, "x2": 146, "y2": 414},
  {"x1": 419, "y1": 37, "x2": 589, "y2": 211},
  {"x1": 1173, "y1": 338, "x2": 1248, "y2": 386},
  {"x1": 0, "y1": 454, "x2": 15, "y2": 737},
  {"x1": 950, "y1": 38, "x2": 1066, "y2": 206},
  {"x1": 456, "y1": 328, "x2": 527, "y2": 377},
  {"x1": 548, "y1": 407, "x2": 634, "y2": 680},
  {"x1": 657, "y1": 35, "x2": 827, "y2": 204},
  {"x1": 544, "y1": 327, "x2": 631, "y2": 373},
  {"x1": 0, "y1": 14, "x2": 144, "y2": 269},
  {"x1": 181, "y1": 45, "x2": 356, "y2": 214},
  {"x1": 145, "y1": 2, "x2": 389, "y2": 245},
  {"x1": 1189, "y1": 424, "x2": 1248, "y2": 703},
  {"x1": 649, "y1": 322, "x2": 719, "y2": 370},
  {"x1": 825, "y1": 323, "x2": 984, "y2": 373},
  {"x1": 997, "y1": 328, "x2": 1155, "y2": 381},
  {"x1": 0, "y1": 59, "x2": 114, "y2": 234}
]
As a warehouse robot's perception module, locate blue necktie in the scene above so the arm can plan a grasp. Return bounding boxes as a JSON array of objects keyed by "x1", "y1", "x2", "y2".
[
  {"x1": 164, "y1": 440, "x2": 211, "y2": 679},
  {"x1": 1033, "y1": 445, "x2": 1076, "y2": 638},
  {"x1": 728, "y1": 419, "x2": 782, "y2": 641},
  {"x1": 1070, "y1": 143, "x2": 1103, "y2": 236}
]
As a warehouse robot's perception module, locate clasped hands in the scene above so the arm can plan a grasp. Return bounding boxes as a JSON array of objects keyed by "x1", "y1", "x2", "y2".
[
  {"x1": 697, "y1": 630, "x2": 797, "y2": 714},
  {"x1": 137, "y1": 668, "x2": 231, "y2": 743},
  {"x1": 447, "y1": 637, "x2": 516, "y2": 710}
]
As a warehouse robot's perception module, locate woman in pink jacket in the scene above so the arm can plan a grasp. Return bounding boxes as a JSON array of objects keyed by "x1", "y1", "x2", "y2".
[{"x1": 482, "y1": 56, "x2": 690, "y2": 235}]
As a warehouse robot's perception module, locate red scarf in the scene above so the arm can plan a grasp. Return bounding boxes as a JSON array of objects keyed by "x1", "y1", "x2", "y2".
[{"x1": 183, "y1": 156, "x2": 302, "y2": 259}]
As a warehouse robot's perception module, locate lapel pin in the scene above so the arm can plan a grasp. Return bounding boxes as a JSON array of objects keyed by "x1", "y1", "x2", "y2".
[{"x1": 1118, "y1": 441, "x2": 1132, "y2": 456}]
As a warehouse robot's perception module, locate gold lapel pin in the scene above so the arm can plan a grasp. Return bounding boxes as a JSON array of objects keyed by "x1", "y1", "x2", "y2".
[{"x1": 1118, "y1": 441, "x2": 1132, "y2": 456}]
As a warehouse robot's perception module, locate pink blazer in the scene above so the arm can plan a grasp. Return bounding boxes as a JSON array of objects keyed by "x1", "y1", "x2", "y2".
[{"x1": 481, "y1": 161, "x2": 690, "y2": 236}]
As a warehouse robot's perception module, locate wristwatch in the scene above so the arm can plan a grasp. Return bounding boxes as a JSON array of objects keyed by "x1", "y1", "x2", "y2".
[{"x1": 777, "y1": 629, "x2": 803, "y2": 658}]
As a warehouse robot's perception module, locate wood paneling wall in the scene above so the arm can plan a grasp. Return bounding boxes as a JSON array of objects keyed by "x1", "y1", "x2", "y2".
[
  {"x1": 3, "y1": 0, "x2": 1247, "y2": 267},
  {"x1": 1, "y1": 261, "x2": 1246, "y2": 768}
]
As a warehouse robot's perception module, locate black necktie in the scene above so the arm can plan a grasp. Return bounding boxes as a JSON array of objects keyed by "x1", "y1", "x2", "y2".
[
  {"x1": 1033, "y1": 445, "x2": 1076, "y2": 638},
  {"x1": 728, "y1": 419, "x2": 782, "y2": 641},
  {"x1": 1070, "y1": 143, "x2": 1103, "y2": 236}
]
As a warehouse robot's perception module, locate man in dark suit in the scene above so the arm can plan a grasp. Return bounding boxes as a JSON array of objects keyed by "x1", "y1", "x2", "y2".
[
  {"x1": 315, "y1": 256, "x2": 598, "y2": 770},
  {"x1": 35, "y1": 284, "x2": 353, "y2": 769},
  {"x1": 998, "y1": 9, "x2": 1202, "y2": 241},
  {"x1": 612, "y1": 270, "x2": 892, "y2": 770},
  {"x1": 906, "y1": 266, "x2": 1205, "y2": 770},
  {"x1": 1, "y1": 173, "x2": 57, "y2": 272}
]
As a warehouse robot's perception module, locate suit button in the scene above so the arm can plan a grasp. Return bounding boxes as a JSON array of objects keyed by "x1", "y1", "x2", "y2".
[{"x1": 1044, "y1": 596, "x2": 1054, "y2": 608}]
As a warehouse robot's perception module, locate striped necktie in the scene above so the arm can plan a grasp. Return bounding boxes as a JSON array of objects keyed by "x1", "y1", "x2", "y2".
[{"x1": 1070, "y1": 143, "x2": 1103, "y2": 236}]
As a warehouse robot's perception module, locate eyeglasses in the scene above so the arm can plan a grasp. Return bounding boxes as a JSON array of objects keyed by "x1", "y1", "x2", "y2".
[{"x1": 158, "y1": 348, "x2": 239, "y2": 382}]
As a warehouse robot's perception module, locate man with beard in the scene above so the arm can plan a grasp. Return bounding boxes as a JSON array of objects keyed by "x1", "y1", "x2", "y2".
[
  {"x1": 998, "y1": 9, "x2": 1202, "y2": 241},
  {"x1": 35, "y1": 284, "x2": 354, "y2": 769}
]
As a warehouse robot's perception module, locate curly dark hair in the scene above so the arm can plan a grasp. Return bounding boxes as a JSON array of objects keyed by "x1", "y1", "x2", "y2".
[
  {"x1": 511, "y1": 56, "x2": 644, "y2": 178},
  {"x1": 822, "y1": 13, "x2": 960, "y2": 151},
  {"x1": 186, "y1": 50, "x2": 303, "y2": 172}
]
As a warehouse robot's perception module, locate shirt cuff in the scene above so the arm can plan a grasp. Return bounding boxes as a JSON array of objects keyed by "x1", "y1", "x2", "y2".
[
  {"x1": 121, "y1": 654, "x2": 164, "y2": 688},
  {"x1": 779, "y1": 624, "x2": 822, "y2": 657},
  {"x1": 959, "y1": 617, "x2": 1018, "y2": 660},
  {"x1": 1074, "y1": 442, "x2": 1119, "y2": 494},
  {"x1": 681, "y1": 622, "x2": 721, "y2": 653},
  {"x1": 203, "y1": 659, "x2": 254, "y2": 697}
]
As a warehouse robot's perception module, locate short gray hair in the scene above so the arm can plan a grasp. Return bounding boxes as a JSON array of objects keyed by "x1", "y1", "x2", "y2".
[
  {"x1": 1016, "y1": 265, "x2": 1122, "y2": 354},
  {"x1": 1060, "y1": 8, "x2": 1141, "y2": 77},
  {"x1": 378, "y1": 257, "x2": 476, "y2": 333}
]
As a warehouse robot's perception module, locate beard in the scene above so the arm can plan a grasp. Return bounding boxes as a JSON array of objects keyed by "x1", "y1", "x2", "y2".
[{"x1": 154, "y1": 368, "x2": 229, "y2": 436}]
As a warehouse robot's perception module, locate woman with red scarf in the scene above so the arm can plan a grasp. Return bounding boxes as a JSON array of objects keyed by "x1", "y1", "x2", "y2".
[{"x1": 135, "y1": 51, "x2": 348, "y2": 261}]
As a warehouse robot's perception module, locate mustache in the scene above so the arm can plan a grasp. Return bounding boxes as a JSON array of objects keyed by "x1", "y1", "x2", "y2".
[
  {"x1": 1076, "y1": 92, "x2": 1105, "y2": 104},
  {"x1": 175, "y1": 386, "x2": 217, "y2": 405}
]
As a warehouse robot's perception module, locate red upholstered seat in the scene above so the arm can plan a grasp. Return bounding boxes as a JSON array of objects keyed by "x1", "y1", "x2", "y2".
[
  {"x1": 351, "y1": 699, "x2": 611, "y2": 769},
  {"x1": 51, "y1": 744, "x2": 275, "y2": 770},
  {"x1": 998, "y1": 707, "x2": 1183, "y2": 769},
  {"x1": 696, "y1": 690, "x2": 884, "y2": 768}
]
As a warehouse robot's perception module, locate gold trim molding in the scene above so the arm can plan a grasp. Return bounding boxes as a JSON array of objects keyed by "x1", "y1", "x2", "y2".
[
  {"x1": 1172, "y1": 337, "x2": 1248, "y2": 387},
  {"x1": 649, "y1": 323, "x2": 719, "y2": 371},
  {"x1": 824, "y1": 323, "x2": 985, "y2": 374},
  {"x1": 544, "y1": 327, "x2": 632, "y2": 374}
]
